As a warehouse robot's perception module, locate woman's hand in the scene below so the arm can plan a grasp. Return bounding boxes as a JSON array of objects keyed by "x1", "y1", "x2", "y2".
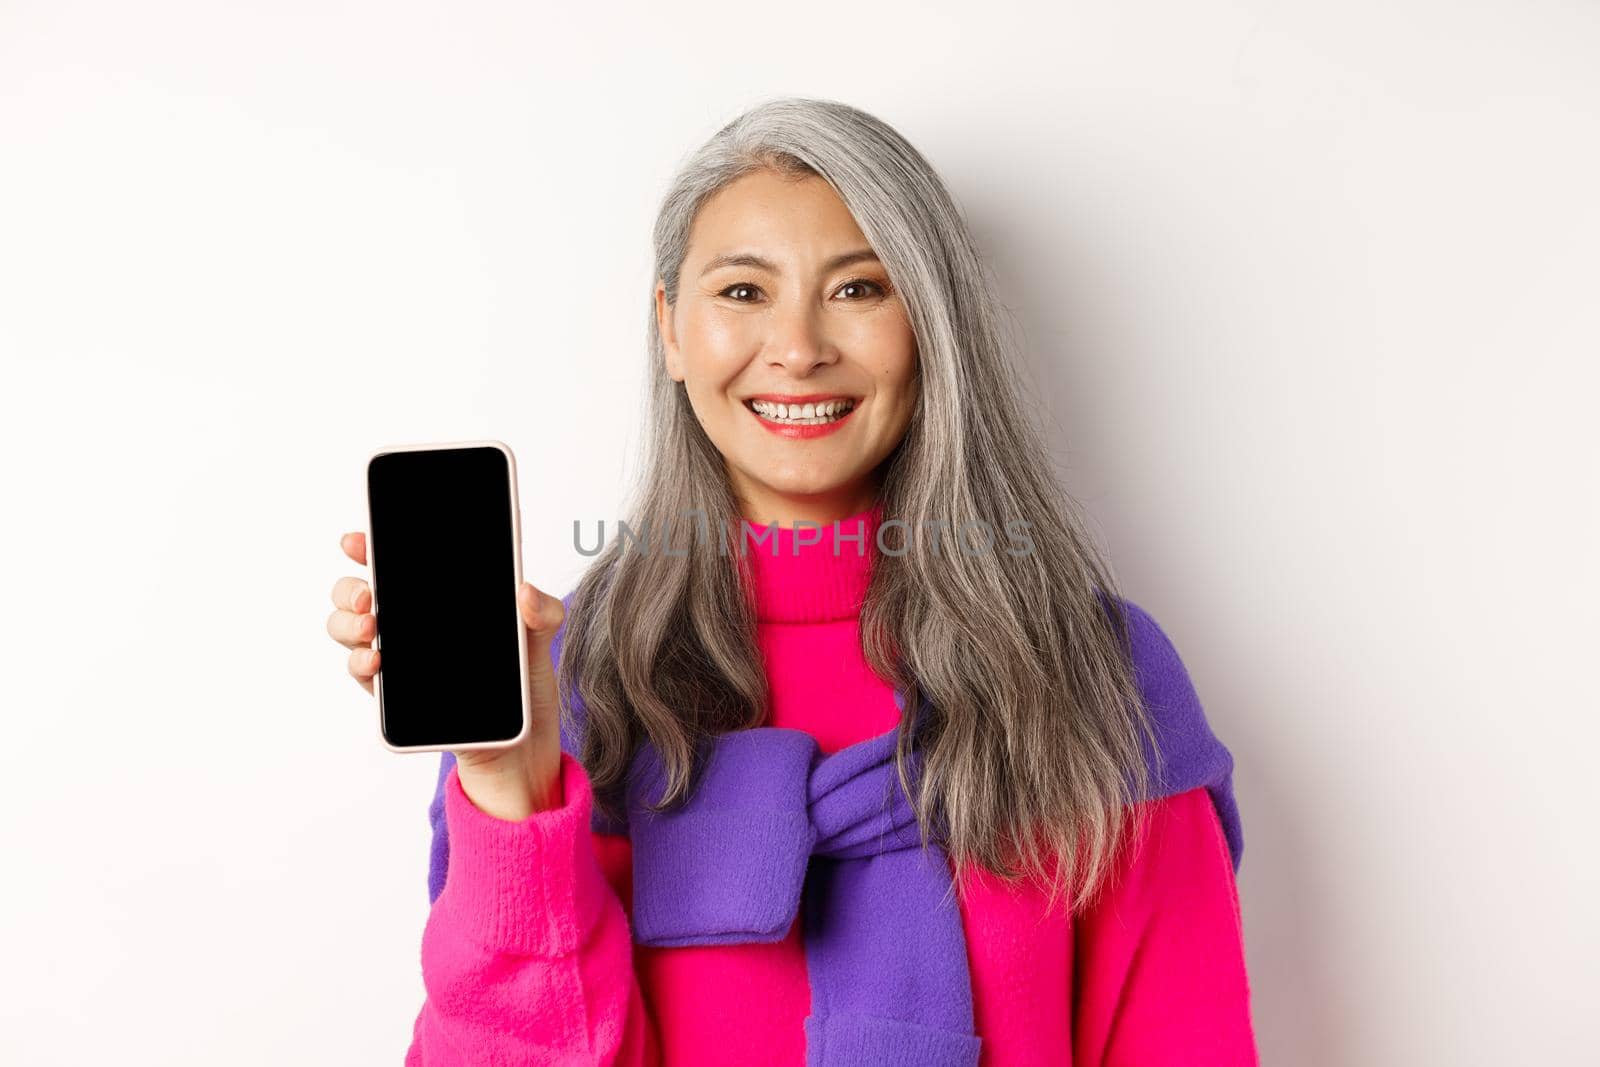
[{"x1": 327, "y1": 531, "x2": 566, "y2": 820}]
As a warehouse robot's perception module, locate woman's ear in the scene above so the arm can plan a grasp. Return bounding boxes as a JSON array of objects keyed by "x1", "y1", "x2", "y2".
[{"x1": 656, "y1": 280, "x2": 683, "y2": 382}]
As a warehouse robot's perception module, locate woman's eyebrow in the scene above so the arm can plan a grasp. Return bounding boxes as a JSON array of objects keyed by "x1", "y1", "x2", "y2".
[{"x1": 698, "y1": 248, "x2": 880, "y2": 277}]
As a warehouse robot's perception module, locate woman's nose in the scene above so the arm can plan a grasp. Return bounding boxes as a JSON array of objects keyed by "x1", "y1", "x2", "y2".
[{"x1": 764, "y1": 303, "x2": 836, "y2": 374}]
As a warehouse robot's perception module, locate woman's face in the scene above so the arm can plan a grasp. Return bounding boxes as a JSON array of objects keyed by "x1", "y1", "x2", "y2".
[{"x1": 656, "y1": 168, "x2": 918, "y2": 526}]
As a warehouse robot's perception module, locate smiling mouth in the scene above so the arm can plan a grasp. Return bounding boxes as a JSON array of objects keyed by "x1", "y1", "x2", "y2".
[{"x1": 743, "y1": 397, "x2": 859, "y2": 426}]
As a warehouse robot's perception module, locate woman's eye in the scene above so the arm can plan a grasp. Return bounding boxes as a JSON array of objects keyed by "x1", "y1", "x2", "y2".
[
  {"x1": 835, "y1": 279, "x2": 886, "y2": 300},
  {"x1": 719, "y1": 283, "x2": 761, "y2": 302}
]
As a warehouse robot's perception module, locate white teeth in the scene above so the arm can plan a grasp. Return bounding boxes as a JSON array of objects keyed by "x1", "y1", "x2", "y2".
[{"x1": 749, "y1": 398, "x2": 855, "y2": 424}]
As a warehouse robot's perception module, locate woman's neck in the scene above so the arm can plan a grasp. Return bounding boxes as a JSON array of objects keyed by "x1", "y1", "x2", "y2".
[
  {"x1": 739, "y1": 502, "x2": 882, "y2": 624},
  {"x1": 730, "y1": 475, "x2": 882, "y2": 530}
]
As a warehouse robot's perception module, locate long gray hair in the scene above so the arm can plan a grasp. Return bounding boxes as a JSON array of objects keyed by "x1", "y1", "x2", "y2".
[{"x1": 558, "y1": 96, "x2": 1160, "y2": 914}]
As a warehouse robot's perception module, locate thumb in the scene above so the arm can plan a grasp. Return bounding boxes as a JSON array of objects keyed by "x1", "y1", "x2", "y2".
[{"x1": 518, "y1": 582, "x2": 564, "y2": 645}]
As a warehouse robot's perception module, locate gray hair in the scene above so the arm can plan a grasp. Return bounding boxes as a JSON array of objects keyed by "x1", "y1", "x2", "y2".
[{"x1": 558, "y1": 96, "x2": 1160, "y2": 913}]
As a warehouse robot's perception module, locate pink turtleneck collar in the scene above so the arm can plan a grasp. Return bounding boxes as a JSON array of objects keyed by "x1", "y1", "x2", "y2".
[{"x1": 738, "y1": 503, "x2": 882, "y2": 624}]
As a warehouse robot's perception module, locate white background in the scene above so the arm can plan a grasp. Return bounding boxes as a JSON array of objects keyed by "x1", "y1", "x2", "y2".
[{"x1": 2, "y1": 2, "x2": 1595, "y2": 1064}]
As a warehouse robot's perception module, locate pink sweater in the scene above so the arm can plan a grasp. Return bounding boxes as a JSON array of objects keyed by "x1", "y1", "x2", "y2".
[{"x1": 406, "y1": 511, "x2": 1258, "y2": 1064}]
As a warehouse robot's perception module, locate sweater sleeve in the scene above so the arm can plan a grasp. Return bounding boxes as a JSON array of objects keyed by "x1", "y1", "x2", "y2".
[
  {"x1": 405, "y1": 750, "x2": 660, "y2": 1066},
  {"x1": 1071, "y1": 785, "x2": 1259, "y2": 1066}
]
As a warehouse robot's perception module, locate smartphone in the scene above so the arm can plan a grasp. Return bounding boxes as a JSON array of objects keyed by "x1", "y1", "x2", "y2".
[{"x1": 364, "y1": 440, "x2": 529, "y2": 754}]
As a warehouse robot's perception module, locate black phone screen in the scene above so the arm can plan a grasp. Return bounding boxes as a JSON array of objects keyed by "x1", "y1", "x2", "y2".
[{"x1": 366, "y1": 445, "x2": 524, "y2": 749}]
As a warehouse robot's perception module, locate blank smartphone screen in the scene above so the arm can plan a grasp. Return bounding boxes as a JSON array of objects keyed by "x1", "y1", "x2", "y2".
[{"x1": 367, "y1": 445, "x2": 524, "y2": 749}]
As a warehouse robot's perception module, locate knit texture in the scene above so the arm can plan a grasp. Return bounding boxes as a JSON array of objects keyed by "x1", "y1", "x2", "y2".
[{"x1": 407, "y1": 506, "x2": 1258, "y2": 1064}]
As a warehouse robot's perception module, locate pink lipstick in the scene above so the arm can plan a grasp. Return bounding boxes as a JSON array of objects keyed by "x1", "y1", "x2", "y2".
[{"x1": 743, "y1": 393, "x2": 859, "y2": 440}]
